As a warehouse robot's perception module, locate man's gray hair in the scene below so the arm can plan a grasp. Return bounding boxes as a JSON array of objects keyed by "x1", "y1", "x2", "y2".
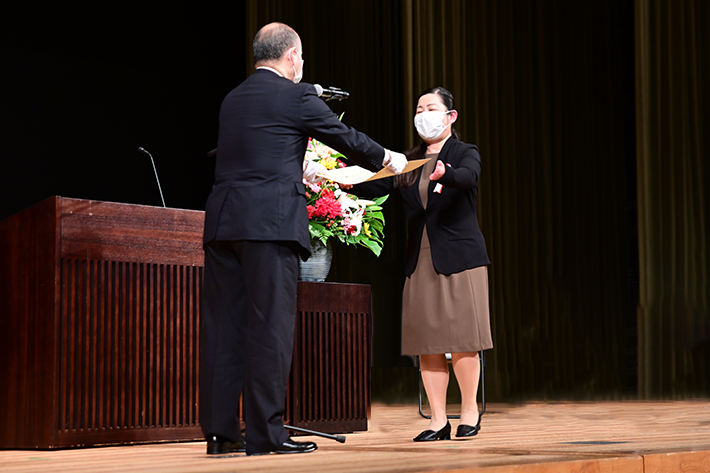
[{"x1": 253, "y1": 23, "x2": 299, "y2": 65}]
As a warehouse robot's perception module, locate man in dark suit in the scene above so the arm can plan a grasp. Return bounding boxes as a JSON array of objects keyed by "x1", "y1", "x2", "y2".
[{"x1": 200, "y1": 22, "x2": 407, "y2": 456}]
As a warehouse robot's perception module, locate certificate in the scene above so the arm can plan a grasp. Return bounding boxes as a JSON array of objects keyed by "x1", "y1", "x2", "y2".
[{"x1": 316, "y1": 158, "x2": 431, "y2": 186}]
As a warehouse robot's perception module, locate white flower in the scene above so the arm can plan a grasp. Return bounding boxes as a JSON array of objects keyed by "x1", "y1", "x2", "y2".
[
  {"x1": 315, "y1": 144, "x2": 336, "y2": 158},
  {"x1": 338, "y1": 194, "x2": 359, "y2": 214},
  {"x1": 348, "y1": 215, "x2": 362, "y2": 236},
  {"x1": 337, "y1": 194, "x2": 366, "y2": 236}
]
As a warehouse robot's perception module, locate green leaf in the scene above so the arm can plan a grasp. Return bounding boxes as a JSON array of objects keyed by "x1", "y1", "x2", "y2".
[
  {"x1": 368, "y1": 219, "x2": 384, "y2": 230},
  {"x1": 362, "y1": 238, "x2": 383, "y2": 257},
  {"x1": 370, "y1": 211, "x2": 384, "y2": 221}
]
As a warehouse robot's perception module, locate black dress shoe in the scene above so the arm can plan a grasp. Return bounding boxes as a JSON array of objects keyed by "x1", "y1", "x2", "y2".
[
  {"x1": 413, "y1": 421, "x2": 451, "y2": 441},
  {"x1": 206, "y1": 434, "x2": 246, "y2": 454},
  {"x1": 455, "y1": 418, "x2": 481, "y2": 438},
  {"x1": 249, "y1": 438, "x2": 318, "y2": 456}
]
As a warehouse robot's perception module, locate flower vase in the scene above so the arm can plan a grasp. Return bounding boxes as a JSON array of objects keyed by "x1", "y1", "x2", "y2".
[{"x1": 298, "y1": 239, "x2": 333, "y2": 282}]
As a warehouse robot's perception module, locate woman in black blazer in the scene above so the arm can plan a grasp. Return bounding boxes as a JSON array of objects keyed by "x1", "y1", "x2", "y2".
[{"x1": 351, "y1": 87, "x2": 492, "y2": 441}]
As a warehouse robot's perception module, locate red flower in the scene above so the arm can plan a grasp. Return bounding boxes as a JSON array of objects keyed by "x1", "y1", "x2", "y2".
[{"x1": 313, "y1": 189, "x2": 341, "y2": 219}]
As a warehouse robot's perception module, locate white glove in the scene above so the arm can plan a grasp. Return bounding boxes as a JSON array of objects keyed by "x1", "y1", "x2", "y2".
[
  {"x1": 384, "y1": 149, "x2": 407, "y2": 174},
  {"x1": 303, "y1": 160, "x2": 328, "y2": 184}
]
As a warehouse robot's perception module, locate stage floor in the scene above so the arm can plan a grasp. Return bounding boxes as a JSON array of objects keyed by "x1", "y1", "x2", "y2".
[{"x1": 2, "y1": 401, "x2": 710, "y2": 472}]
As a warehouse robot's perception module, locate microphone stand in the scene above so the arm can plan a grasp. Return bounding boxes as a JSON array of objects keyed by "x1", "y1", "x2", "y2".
[
  {"x1": 284, "y1": 425, "x2": 346, "y2": 443},
  {"x1": 138, "y1": 147, "x2": 166, "y2": 208}
]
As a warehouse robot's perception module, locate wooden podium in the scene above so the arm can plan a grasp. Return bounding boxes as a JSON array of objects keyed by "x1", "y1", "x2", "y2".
[{"x1": 0, "y1": 197, "x2": 371, "y2": 449}]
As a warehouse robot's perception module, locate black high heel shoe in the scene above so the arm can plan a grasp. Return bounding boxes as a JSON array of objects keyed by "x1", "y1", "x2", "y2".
[
  {"x1": 455, "y1": 416, "x2": 481, "y2": 438},
  {"x1": 413, "y1": 421, "x2": 451, "y2": 441}
]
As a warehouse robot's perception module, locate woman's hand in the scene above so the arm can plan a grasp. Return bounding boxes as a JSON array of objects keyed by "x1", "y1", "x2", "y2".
[{"x1": 429, "y1": 160, "x2": 446, "y2": 181}]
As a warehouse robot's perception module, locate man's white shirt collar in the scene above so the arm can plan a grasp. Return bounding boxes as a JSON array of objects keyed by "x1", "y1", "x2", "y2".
[{"x1": 257, "y1": 66, "x2": 283, "y2": 77}]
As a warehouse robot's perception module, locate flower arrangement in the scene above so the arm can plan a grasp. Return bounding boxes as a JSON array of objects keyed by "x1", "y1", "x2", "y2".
[{"x1": 304, "y1": 137, "x2": 388, "y2": 256}]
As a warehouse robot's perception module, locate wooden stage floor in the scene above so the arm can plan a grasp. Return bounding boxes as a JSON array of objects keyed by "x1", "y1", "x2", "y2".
[{"x1": 2, "y1": 401, "x2": 710, "y2": 472}]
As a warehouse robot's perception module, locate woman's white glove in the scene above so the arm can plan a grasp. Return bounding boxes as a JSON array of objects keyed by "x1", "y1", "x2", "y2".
[
  {"x1": 383, "y1": 149, "x2": 407, "y2": 174},
  {"x1": 303, "y1": 160, "x2": 328, "y2": 184}
]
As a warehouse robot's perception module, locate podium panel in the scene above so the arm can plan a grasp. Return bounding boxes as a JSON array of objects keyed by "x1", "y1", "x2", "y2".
[
  {"x1": 0, "y1": 197, "x2": 371, "y2": 449},
  {"x1": 292, "y1": 282, "x2": 372, "y2": 434}
]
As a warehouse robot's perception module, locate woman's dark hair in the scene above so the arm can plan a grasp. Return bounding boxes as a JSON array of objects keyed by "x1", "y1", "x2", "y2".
[{"x1": 395, "y1": 86, "x2": 458, "y2": 189}]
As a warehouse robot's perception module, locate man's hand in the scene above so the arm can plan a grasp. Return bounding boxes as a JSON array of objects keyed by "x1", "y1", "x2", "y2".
[
  {"x1": 383, "y1": 149, "x2": 407, "y2": 174},
  {"x1": 303, "y1": 160, "x2": 328, "y2": 184}
]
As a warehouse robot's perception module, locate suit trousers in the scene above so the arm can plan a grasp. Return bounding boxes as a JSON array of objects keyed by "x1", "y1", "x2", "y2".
[{"x1": 199, "y1": 239, "x2": 299, "y2": 454}]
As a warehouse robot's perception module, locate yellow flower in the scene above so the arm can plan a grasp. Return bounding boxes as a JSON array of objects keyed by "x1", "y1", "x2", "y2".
[
  {"x1": 363, "y1": 222, "x2": 372, "y2": 237},
  {"x1": 321, "y1": 156, "x2": 338, "y2": 170}
]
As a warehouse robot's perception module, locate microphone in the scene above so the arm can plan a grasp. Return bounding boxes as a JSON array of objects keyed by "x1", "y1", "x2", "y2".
[
  {"x1": 138, "y1": 147, "x2": 167, "y2": 208},
  {"x1": 314, "y1": 84, "x2": 350, "y2": 101}
]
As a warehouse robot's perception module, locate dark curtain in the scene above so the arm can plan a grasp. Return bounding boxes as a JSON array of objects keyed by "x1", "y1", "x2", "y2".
[
  {"x1": 245, "y1": 0, "x2": 710, "y2": 402},
  {"x1": 635, "y1": 0, "x2": 710, "y2": 398},
  {"x1": 403, "y1": 0, "x2": 636, "y2": 400}
]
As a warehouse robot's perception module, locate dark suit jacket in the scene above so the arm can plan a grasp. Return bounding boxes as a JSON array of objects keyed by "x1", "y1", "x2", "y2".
[
  {"x1": 351, "y1": 137, "x2": 490, "y2": 276},
  {"x1": 204, "y1": 69, "x2": 385, "y2": 257}
]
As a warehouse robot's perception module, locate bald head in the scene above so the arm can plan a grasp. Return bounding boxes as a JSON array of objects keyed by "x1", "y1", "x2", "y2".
[{"x1": 253, "y1": 22, "x2": 300, "y2": 66}]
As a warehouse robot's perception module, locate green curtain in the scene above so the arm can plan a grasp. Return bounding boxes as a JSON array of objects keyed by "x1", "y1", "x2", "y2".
[
  {"x1": 413, "y1": 0, "x2": 636, "y2": 400},
  {"x1": 407, "y1": 0, "x2": 636, "y2": 401},
  {"x1": 635, "y1": 0, "x2": 710, "y2": 398}
]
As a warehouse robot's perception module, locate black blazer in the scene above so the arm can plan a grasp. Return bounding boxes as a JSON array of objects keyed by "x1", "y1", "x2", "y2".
[
  {"x1": 204, "y1": 69, "x2": 385, "y2": 257},
  {"x1": 351, "y1": 137, "x2": 489, "y2": 276}
]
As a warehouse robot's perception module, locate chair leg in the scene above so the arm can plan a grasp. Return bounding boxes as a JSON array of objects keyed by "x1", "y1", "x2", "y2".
[
  {"x1": 417, "y1": 356, "x2": 429, "y2": 419},
  {"x1": 479, "y1": 350, "x2": 486, "y2": 416}
]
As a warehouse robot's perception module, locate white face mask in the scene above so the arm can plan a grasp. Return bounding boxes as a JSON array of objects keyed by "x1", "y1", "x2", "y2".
[
  {"x1": 414, "y1": 110, "x2": 451, "y2": 140},
  {"x1": 291, "y1": 50, "x2": 304, "y2": 84}
]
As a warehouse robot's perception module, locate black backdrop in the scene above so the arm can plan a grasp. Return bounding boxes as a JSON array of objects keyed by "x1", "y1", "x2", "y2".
[{"x1": 1, "y1": 5, "x2": 246, "y2": 218}]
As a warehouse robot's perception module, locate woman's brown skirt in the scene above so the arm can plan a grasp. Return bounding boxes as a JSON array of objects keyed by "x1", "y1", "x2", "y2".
[{"x1": 401, "y1": 236, "x2": 493, "y2": 356}]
